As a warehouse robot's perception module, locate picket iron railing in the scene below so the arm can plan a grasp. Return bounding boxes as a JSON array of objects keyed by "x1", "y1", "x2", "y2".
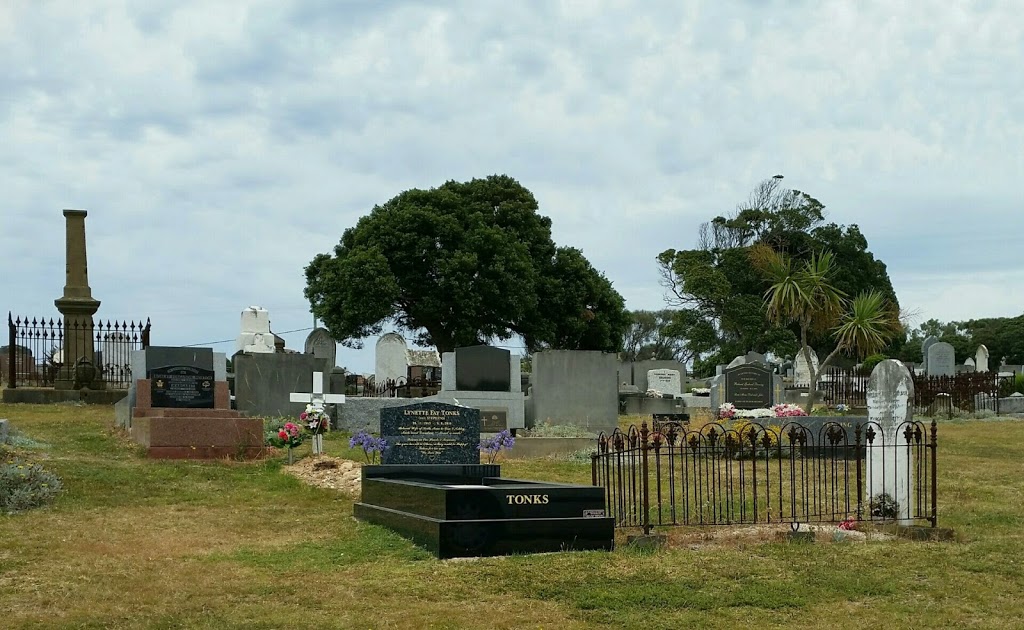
[
  {"x1": 593, "y1": 419, "x2": 937, "y2": 534},
  {"x1": 6, "y1": 313, "x2": 151, "y2": 389}
]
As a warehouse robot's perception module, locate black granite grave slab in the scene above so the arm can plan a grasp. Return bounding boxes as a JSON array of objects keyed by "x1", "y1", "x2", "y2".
[
  {"x1": 725, "y1": 363, "x2": 772, "y2": 409},
  {"x1": 354, "y1": 464, "x2": 614, "y2": 558},
  {"x1": 381, "y1": 402, "x2": 480, "y2": 465},
  {"x1": 145, "y1": 347, "x2": 215, "y2": 409},
  {"x1": 455, "y1": 345, "x2": 511, "y2": 392}
]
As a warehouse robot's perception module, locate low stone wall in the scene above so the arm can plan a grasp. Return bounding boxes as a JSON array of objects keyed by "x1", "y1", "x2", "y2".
[
  {"x1": 999, "y1": 394, "x2": 1024, "y2": 414},
  {"x1": 2, "y1": 388, "x2": 128, "y2": 405},
  {"x1": 335, "y1": 398, "x2": 421, "y2": 433}
]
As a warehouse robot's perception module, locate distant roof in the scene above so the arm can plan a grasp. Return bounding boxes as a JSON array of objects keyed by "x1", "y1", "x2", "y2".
[{"x1": 407, "y1": 349, "x2": 441, "y2": 367}]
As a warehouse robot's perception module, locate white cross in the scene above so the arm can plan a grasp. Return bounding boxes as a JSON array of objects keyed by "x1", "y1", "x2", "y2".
[{"x1": 290, "y1": 371, "x2": 345, "y2": 455}]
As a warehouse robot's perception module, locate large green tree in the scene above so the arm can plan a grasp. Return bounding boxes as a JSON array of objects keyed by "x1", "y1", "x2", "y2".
[
  {"x1": 657, "y1": 176, "x2": 899, "y2": 374},
  {"x1": 620, "y1": 309, "x2": 701, "y2": 363},
  {"x1": 304, "y1": 175, "x2": 628, "y2": 354}
]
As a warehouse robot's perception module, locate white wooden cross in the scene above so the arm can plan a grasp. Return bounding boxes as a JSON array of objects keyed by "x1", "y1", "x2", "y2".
[{"x1": 290, "y1": 371, "x2": 345, "y2": 455}]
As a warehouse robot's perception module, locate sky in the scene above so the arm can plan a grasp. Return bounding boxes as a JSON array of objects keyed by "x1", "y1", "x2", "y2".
[{"x1": 2, "y1": 0, "x2": 1022, "y2": 375}]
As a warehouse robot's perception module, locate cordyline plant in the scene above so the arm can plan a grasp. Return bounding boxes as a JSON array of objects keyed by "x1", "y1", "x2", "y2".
[{"x1": 751, "y1": 244, "x2": 904, "y2": 413}]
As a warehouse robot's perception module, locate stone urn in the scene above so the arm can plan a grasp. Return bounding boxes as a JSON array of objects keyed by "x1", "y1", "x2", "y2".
[{"x1": 73, "y1": 357, "x2": 97, "y2": 390}]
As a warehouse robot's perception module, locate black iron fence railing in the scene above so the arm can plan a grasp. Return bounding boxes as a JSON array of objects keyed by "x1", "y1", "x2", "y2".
[
  {"x1": 818, "y1": 369, "x2": 1011, "y2": 413},
  {"x1": 593, "y1": 419, "x2": 937, "y2": 533},
  {"x1": 6, "y1": 313, "x2": 151, "y2": 389}
]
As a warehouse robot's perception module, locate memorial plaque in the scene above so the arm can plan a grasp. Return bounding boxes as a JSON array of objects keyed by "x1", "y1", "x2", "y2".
[
  {"x1": 479, "y1": 409, "x2": 508, "y2": 433},
  {"x1": 724, "y1": 363, "x2": 772, "y2": 409},
  {"x1": 150, "y1": 366, "x2": 215, "y2": 408},
  {"x1": 381, "y1": 402, "x2": 481, "y2": 465},
  {"x1": 455, "y1": 345, "x2": 511, "y2": 392}
]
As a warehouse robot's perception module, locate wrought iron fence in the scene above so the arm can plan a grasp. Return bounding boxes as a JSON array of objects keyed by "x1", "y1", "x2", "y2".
[
  {"x1": 6, "y1": 313, "x2": 151, "y2": 389},
  {"x1": 592, "y1": 419, "x2": 937, "y2": 533},
  {"x1": 819, "y1": 368, "x2": 1012, "y2": 414},
  {"x1": 913, "y1": 372, "x2": 1011, "y2": 414},
  {"x1": 347, "y1": 376, "x2": 442, "y2": 398}
]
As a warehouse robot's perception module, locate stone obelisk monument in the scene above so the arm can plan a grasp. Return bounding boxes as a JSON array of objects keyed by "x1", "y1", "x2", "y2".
[{"x1": 53, "y1": 209, "x2": 103, "y2": 390}]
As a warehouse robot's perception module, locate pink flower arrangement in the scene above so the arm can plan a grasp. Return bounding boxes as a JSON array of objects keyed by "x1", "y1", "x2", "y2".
[{"x1": 771, "y1": 403, "x2": 808, "y2": 418}]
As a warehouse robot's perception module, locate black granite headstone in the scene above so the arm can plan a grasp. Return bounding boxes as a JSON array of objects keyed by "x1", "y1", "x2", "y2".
[
  {"x1": 146, "y1": 347, "x2": 215, "y2": 409},
  {"x1": 724, "y1": 363, "x2": 772, "y2": 409},
  {"x1": 479, "y1": 409, "x2": 508, "y2": 433},
  {"x1": 455, "y1": 345, "x2": 511, "y2": 392},
  {"x1": 381, "y1": 402, "x2": 480, "y2": 465}
]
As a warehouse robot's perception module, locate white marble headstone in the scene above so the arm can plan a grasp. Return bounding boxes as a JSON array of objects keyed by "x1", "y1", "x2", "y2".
[
  {"x1": 374, "y1": 332, "x2": 408, "y2": 384},
  {"x1": 866, "y1": 359, "x2": 915, "y2": 525},
  {"x1": 975, "y1": 344, "x2": 990, "y2": 373},
  {"x1": 237, "y1": 306, "x2": 275, "y2": 353},
  {"x1": 647, "y1": 369, "x2": 682, "y2": 397},
  {"x1": 794, "y1": 348, "x2": 819, "y2": 386}
]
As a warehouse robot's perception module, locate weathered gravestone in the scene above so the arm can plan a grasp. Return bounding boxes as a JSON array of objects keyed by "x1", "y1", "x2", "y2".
[
  {"x1": 975, "y1": 344, "x2": 990, "y2": 373},
  {"x1": 236, "y1": 306, "x2": 275, "y2": 354},
  {"x1": 794, "y1": 348, "x2": 819, "y2": 386},
  {"x1": 921, "y1": 335, "x2": 938, "y2": 374},
  {"x1": 866, "y1": 360, "x2": 914, "y2": 524},
  {"x1": 927, "y1": 341, "x2": 956, "y2": 377},
  {"x1": 647, "y1": 368, "x2": 682, "y2": 397},
  {"x1": 380, "y1": 401, "x2": 480, "y2": 465},
  {"x1": 724, "y1": 363, "x2": 773, "y2": 409},
  {"x1": 304, "y1": 328, "x2": 337, "y2": 367},
  {"x1": 146, "y1": 347, "x2": 215, "y2": 409}
]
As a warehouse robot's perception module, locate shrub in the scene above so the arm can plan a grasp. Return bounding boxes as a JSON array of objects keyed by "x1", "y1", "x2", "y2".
[
  {"x1": 860, "y1": 354, "x2": 888, "y2": 375},
  {"x1": 1, "y1": 456, "x2": 63, "y2": 514},
  {"x1": 1015, "y1": 374, "x2": 1024, "y2": 395},
  {"x1": 869, "y1": 493, "x2": 900, "y2": 520}
]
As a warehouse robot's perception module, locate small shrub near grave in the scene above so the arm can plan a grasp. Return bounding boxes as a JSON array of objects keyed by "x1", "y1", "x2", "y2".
[
  {"x1": 1, "y1": 456, "x2": 63, "y2": 514},
  {"x1": 869, "y1": 493, "x2": 900, "y2": 520}
]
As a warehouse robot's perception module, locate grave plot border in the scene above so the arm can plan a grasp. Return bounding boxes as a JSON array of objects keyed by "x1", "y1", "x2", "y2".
[{"x1": 592, "y1": 420, "x2": 937, "y2": 533}]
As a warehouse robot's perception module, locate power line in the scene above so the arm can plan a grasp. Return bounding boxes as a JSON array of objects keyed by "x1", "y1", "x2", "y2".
[{"x1": 183, "y1": 326, "x2": 314, "y2": 347}]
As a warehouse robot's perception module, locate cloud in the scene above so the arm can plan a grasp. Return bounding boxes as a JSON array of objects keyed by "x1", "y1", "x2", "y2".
[{"x1": 1, "y1": 0, "x2": 1021, "y2": 373}]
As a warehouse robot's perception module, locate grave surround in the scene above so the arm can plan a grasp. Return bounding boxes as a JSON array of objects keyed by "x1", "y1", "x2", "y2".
[{"x1": 353, "y1": 400, "x2": 615, "y2": 558}]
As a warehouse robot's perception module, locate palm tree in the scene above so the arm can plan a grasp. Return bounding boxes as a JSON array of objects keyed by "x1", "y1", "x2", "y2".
[{"x1": 751, "y1": 245, "x2": 902, "y2": 412}]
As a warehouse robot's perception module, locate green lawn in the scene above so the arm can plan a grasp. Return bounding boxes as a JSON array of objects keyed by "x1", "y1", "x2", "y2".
[{"x1": 1, "y1": 403, "x2": 1022, "y2": 629}]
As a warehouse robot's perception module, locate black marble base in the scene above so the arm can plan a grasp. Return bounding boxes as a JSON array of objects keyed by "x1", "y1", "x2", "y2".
[{"x1": 354, "y1": 464, "x2": 615, "y2": 559}]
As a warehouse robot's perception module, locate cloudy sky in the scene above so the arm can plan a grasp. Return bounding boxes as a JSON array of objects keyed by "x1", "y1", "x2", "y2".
[{"x1": 2, "y1": 0, "x2": 1022, "y2": 374}]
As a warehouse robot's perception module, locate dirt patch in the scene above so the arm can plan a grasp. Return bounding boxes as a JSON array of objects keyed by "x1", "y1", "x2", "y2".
[{"x1": 281, "y1": 456, "x2": 363, "y2": 496}]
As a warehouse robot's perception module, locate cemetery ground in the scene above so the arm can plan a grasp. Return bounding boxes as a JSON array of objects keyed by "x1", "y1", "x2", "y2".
[{"x1": 1, "y1": 406, "x2": 1023, "y2": 629}]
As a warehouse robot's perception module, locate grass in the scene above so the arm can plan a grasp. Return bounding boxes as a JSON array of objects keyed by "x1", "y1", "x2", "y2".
[{"x1": 1, "y1": 403, "x2": 1023, "y2": 629}]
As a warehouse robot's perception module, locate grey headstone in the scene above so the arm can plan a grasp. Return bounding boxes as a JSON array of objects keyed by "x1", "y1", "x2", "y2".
[
  {"x1": 455, "y1": 345, "x2": 511, "y2": 392},
  {"x1": 927, "y1": 342, "x2": 956, "y2": 377},
  {"x1": 866, "y1": 360, "x2": 915, "y2": 524},
  {"x1": 0, "y1": 418, "x2": 8, "y2": 443},
  {"x1": 233, "y1": 352, "x2": 330, "y2": 417},
  {"x1": 921, "y1": 335, "x2": 938, "y2": 373},
  {"x1": 380, "y1": 401, "x2": 480, "y2": 465},
  {"x1": 304, "y1": 328, "x2": 337, "y2": 367}
]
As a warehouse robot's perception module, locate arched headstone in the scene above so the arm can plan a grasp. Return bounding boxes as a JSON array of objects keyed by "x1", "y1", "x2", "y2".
[
  {"x1": 866, "y1": 359, "x2": 915, "y2": 524},
  {"x1": 304, "y1": 328, "x2": 337, "y2": 367},
  {"x1": 975, "y1": 344, "x2": 990, "y2": 373}
]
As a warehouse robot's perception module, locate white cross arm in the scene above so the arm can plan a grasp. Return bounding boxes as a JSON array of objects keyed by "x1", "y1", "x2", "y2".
[{"x1": 289, "y1": 392, "x2": 346, "y2": 404}]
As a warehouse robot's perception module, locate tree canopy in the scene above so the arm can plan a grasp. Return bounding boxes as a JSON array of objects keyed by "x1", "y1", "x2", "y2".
[
  {"x1": 657, "y1": 176, "x2": 900, "y2": 375},
  {"x1": 304, "y1": 175, "x2": 628, "y2": 354}
]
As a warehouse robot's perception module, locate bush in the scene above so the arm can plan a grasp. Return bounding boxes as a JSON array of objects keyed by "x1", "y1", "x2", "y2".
[
  {"x1": 1, "y1": 456, "x2": 63, "y2": 514},
  {"x1": 860, "y1": 354, "x2": 888, "y2": 375},
  {"x1": 869, "y1": 493, "x2": 900, "y2": 520},
  {"x1": 1015, "y1": 374, "x2": 1024, "y2": 395}
]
